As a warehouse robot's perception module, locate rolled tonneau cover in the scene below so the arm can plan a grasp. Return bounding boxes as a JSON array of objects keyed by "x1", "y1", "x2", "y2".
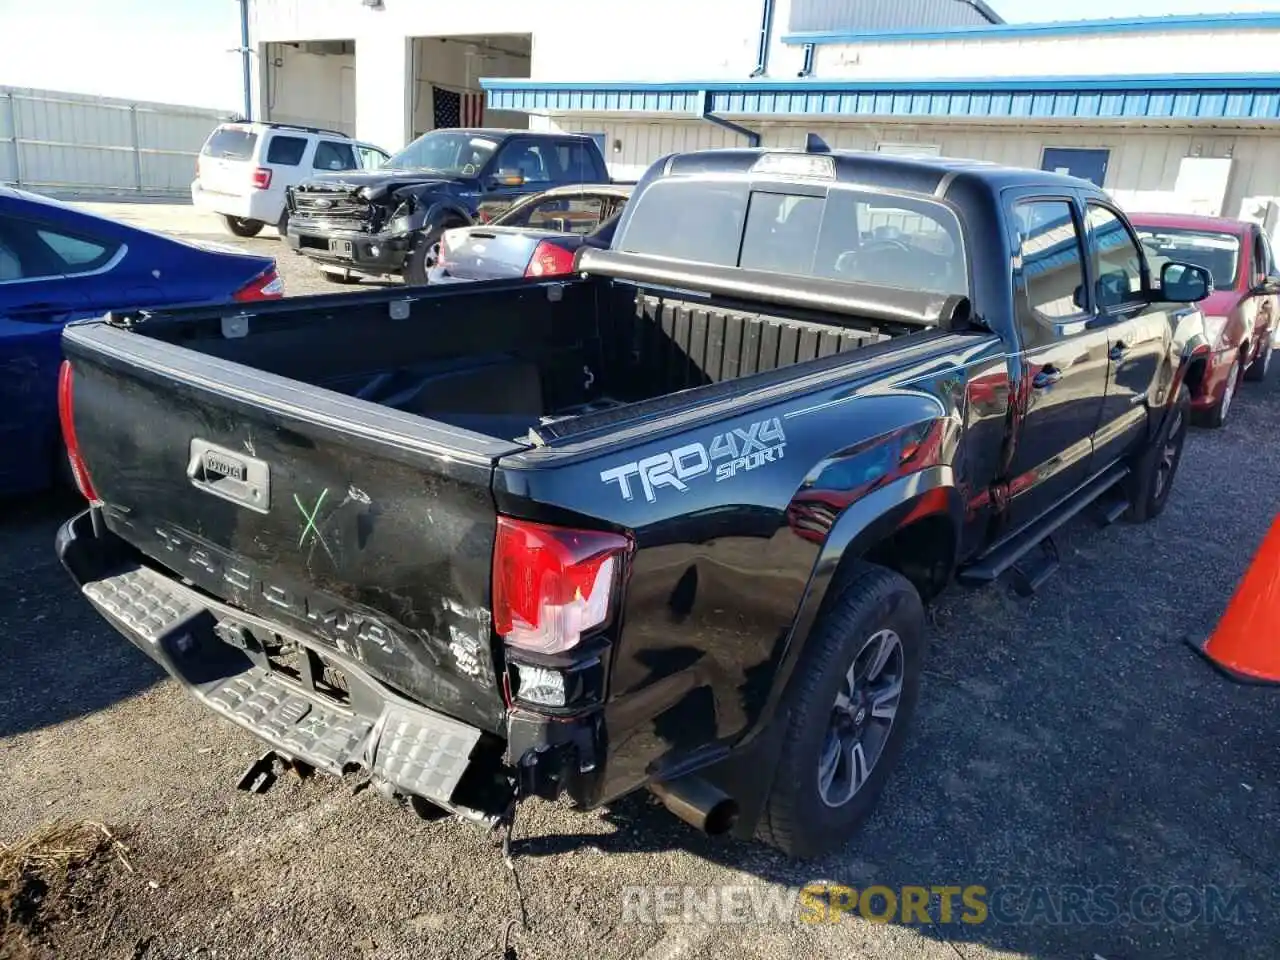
[{"x1": 575, "y1": 247, "x2": 970, "y2": 330}]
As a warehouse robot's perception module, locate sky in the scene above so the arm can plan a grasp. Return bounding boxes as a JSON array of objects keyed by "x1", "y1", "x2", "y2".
[{"x1": 1, "y1": 0, "x2": 1280, "y2": 111}]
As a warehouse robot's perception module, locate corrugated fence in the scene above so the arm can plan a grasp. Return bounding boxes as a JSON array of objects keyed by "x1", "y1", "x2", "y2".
[{"x1": 0, "y1": 86, "x2": 228, "y2": 198}]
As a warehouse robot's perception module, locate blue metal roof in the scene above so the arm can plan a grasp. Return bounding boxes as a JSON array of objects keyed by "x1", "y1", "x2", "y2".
[
  {"x1": 781, "y1": 12, "x2": 1280, "y2": 45},
  {"x1": 481, "y1": 75, "x2": 1280, "y2": 123}
]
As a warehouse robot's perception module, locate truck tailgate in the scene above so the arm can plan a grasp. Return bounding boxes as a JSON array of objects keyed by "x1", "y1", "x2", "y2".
[{"x1": 61, "y1": 320, "x2": 523, "y2": 736}]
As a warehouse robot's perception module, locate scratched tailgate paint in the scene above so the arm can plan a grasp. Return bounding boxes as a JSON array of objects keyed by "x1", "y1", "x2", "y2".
[{"x1": 64, "y1": 338, "x2": 513, "y2": 734}]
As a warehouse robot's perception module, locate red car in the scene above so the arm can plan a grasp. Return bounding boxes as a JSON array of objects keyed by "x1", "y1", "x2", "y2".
[{"x1": 1129, "y1": 212, "x2": 1280, "y2": 428}]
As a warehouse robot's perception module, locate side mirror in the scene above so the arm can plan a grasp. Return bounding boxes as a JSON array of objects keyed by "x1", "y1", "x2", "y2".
[
  {"x1": 490, "y1": 169, "x2": 525, "y2": 187},
  {"x1": 1158, "y1": 261, "x2": 1213, "y2": 304}
]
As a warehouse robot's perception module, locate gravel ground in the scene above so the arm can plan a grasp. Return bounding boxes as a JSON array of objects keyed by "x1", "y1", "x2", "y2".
[{"x1": 2, "y1": 202, "x2": 1278, "y2": 960}]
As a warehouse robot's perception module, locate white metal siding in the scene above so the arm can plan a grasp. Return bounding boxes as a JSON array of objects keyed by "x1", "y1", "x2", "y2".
[
  {"x1": 789, "y1": 0, "x2": 994, "y2": 33},
  {"x1": 539, "y1": 116, "x2": 1280, "y2": 219},
  {"x1": 810, "y1": 29, "x2": 1280, "y2": 78},
  {"x1": 1, "y1": 86, "x2": 225, "y2": 196}
]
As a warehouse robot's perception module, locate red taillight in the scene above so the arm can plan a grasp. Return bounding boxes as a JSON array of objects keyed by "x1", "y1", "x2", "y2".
[
  {"x1": 233, "y1": 265, "x2": 285, "y2": 302},
  {"x1": 251, "y1": 167, "x2": 272, "y2": 190},
  {"x1": 436, "y1": 232, "x2": 451, "y2": 270},
  {"x1": 493, "y1": 517, "x2": 632, "y2": 654},
  {"x1": 525, "y1": 240, "x2": 577, "y2": 278},
  {"x1": 57, "y1": 361, "x2": 100, "y2": 503}
]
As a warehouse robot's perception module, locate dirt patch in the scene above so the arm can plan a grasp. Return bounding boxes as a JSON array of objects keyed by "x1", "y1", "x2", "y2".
[{"x1": 0, "y1": 820, "x2": 134, "y2": 959}]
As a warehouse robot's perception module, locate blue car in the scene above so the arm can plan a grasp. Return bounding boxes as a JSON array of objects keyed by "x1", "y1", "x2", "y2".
[{"x1": 1, "y1": 186, "x2": 283, "y2": 497}]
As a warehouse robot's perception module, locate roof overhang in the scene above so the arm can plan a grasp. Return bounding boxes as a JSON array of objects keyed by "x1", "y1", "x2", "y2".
[
  {"x1": 781, "y1": 12, "x2": 1280, "y2": 45},
  {"x1": 481, "y1": 75, "x2": 1280, "y2": 125}
]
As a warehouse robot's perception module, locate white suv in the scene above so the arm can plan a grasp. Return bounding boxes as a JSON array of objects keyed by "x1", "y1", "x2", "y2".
[{"x1": 192, "y1": 121, "x2": 390, "y2": 238}]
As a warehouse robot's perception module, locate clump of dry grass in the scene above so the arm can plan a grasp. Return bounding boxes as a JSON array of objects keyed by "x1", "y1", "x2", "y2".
[{"x1": 0, "y1": 819, "x2": 133, "y2": 941}]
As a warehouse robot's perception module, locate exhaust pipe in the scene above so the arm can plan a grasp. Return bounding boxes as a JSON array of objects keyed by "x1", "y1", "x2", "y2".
[{"x1": 649, "y1": 776, "x2": 739, "y2": 836}]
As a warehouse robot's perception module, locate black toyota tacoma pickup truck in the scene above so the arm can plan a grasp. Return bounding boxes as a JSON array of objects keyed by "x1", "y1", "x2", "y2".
[
  {"x1": 56, "y1": 140, "x2": 1213, "y2": 858},
  {"x1": 284, "y1": 127, "x2": 611, "y2": 285}
]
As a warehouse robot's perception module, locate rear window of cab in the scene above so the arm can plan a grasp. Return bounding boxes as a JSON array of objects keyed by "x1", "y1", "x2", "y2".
[{"x1": 617, "y1": 176, "x2": 969, "y2": 298}]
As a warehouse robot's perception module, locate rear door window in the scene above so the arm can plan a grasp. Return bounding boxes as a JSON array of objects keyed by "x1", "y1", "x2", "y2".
[
  {"x1": 1011, "y1": 199, "x2": 1090, "y2": 348},
  {"x1": 201, "y1": 126, "x2": 259, "y2": 160},
  {"x1": 266, "y1": 135, "x2": 308, "y2": 166},
  {"x1": 313, "y1": 141, "x2": 358, "y2": 171}
]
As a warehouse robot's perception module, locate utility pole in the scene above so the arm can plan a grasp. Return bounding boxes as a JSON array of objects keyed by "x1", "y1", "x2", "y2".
[{"x1": 235, "y1": 0, "x2": 253, "y2": 120}]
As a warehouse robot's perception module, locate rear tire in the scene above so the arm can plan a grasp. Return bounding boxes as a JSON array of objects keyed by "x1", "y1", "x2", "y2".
[
  {"x1": 219, "y1": 214, "x2": 264, "y2": 238},
  {"x1": 1125, "y1": 383, "x2": 1190, "y2": 523},
  {"x1": 756, "y1": 562, "x2": 924, "y2": 859},
  {"x1": 1192, "y1": 355, "x2": 1240, "y2": 429},
  {"x1": 1245, "y1": 339, "x2": 1272, "y2": 382}
]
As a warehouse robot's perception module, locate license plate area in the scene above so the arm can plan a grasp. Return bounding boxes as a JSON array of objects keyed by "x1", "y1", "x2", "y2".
[
  {"x1": 329, "y1": 238, "x2": 354, "y2": 258},
  {"x1": 214, "y1": 619, "x2": 352, "y2": 708}
]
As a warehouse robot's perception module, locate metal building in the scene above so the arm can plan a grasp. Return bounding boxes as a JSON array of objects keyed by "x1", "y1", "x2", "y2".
[{"x1": 247, "y1": 0, "x2": 1280, "y2": 227}]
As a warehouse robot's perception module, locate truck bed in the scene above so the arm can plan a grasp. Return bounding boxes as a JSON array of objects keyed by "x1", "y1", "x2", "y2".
[{"x1": 140, "y1": 272, "x2": 901, "y2": 447}]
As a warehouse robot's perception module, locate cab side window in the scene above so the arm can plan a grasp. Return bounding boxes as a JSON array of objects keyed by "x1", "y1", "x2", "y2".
[
  {"x1": 1086, "y1": 204, "x2": 1147, "y2": 311},
  {"x1": 313, "y1": 141, "x2": 357, "y2": 171},
  {"x1": 1013, "y1": 199, "x2": 1089, "y2": 349},
  {"x1": 494, "y1": 141, "x2": 550, "y2": 184},
  {"x1": 1253, "y1": 229, "x2": 1270, "y2": 286},
  {"x1": 1262, "y1": 232, "x2": 1279, "y2": 279}
]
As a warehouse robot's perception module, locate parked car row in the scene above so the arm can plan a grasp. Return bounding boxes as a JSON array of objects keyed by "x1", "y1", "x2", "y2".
[
  {"x1": 277, "y1": 127, "x2": 615, "y2": 285},
  {"x1": 1128, "y1": 212, "x2": 1279, "y2": 429}
]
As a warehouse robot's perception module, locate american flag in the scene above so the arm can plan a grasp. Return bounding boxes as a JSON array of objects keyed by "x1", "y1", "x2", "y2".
[{"x1": 433, "y1": 86, "x2": 485, "y2": 128}]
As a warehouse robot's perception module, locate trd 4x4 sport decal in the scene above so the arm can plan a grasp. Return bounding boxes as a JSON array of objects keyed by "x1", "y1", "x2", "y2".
[{"x1": 600, "y1": 418, "x2": 787, "y2": 503}]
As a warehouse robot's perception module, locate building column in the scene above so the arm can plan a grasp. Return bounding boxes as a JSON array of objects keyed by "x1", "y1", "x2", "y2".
[{"x1": 355, "y1": 31, "x2": 410, "y2": 152}]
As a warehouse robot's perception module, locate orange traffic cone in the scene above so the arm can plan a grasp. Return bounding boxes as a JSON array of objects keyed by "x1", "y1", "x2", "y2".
[{"x1": 1188, "y1": 514, "x2": 1280, "y2": 685}]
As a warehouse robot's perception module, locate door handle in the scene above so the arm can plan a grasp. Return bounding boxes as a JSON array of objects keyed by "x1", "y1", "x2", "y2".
[
  {"x1": 1109, "y1": 342, "x2": 1129, "y2": 362},
  {"x1": 1032, "y1": 366, "x2": 1063, "y2": 389}
]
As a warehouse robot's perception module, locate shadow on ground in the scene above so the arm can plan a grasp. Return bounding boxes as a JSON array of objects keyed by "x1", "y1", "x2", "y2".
[{"x1": 0, "y1": 492, "x2": 164, "y2": 738}]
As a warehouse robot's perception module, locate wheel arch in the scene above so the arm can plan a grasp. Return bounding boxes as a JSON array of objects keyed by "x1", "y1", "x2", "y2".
[
  {"x1": 420, "y1": 199, "x2": 473, "y2": 232},
  {"x1": 753, "y1": 467, "x2": 962, "y2": 738}
]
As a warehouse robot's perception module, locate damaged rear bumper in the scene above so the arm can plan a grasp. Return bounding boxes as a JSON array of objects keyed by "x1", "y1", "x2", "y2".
[{"x1": 56, "y1": 508, "x2": 520, "y2": 821}]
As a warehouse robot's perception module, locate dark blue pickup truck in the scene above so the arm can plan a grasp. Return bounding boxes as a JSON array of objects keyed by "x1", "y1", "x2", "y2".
[
  {"x1": 56, "y1": 139, "x2": 1212, "y2": 858},
  {"x1": 284, "y1": 128, "x2": 611, "y2": 285}
]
